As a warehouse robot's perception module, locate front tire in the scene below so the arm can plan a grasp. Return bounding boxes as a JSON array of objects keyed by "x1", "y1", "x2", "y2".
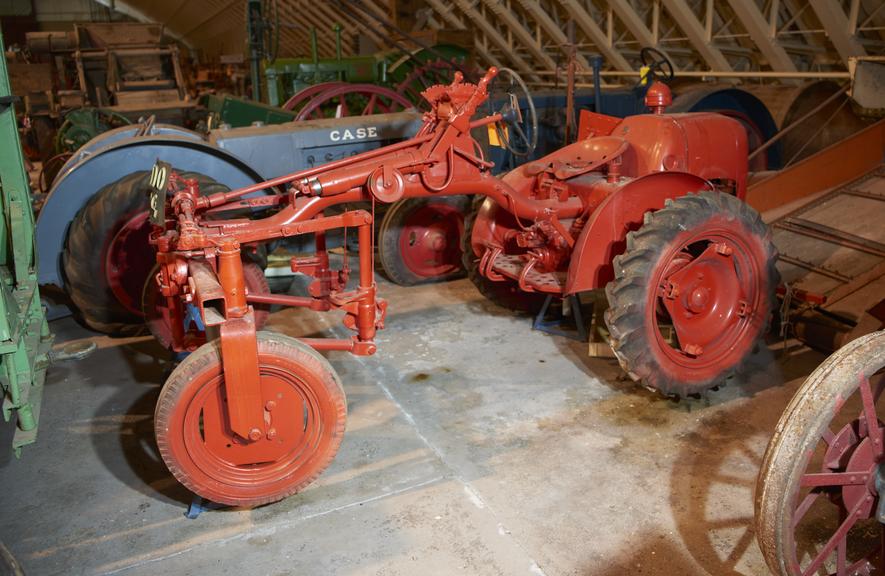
[
  {"x1": 154, "y1": 332, "x2": 347, "y2": 507},
  {"x1": 604, "y1": 191, "x2": 778, "y2": 396}
]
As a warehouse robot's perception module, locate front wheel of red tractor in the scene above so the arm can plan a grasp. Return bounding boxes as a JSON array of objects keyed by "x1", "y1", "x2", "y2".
[
  {"x1": 604, "y1": 191, "x2": 779, "y2": 397},
  {"x1": 155, "y1": 331, "x2": 347, "y2": 507}
]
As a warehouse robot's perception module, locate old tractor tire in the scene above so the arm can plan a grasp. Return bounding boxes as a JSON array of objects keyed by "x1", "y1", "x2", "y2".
[
  {"x1": 604, "y1": 191, "x2": 778, "y2": 397},
  {"x1": 377, "y1": 196, "x2": 470, "y2": 286},
  {"x1": 62, "y1": 169, "x2": 228, "y2": 335},
  {"x1": 460, "y1": 199, "x2": 546, "y2": 314},
  {"x1": 155, "y1": 331, "x2": 347, "y2": 507}
]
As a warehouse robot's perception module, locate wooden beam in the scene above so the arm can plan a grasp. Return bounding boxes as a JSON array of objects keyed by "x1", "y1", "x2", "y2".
[
  {"x1": 557, "y1": 0, "x2": 633, "y2": 71},
  {"x1": 513, "y1": 0, "x2": 590, "y2": 68},
  {"x1": 726, "y1": 0, "x2": 797, "y2": 71},
  {"x1": 449, "y1": 0, "x2": 543, "y2": 80},
  {"x1": 480, "y1": 0, "x2": 559, "y2": 71},
  {"x1": 808, "y1": 0, "x2": 867, "y2": 65},
  {"x1": 607, "y1": 0, "x2": 657, "y2": 49},
  {"x1": 660, "y1": 0, "x2": 733, "y2": 70}
]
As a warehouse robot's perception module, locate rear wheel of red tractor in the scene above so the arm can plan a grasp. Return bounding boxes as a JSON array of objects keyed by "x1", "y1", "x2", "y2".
[
  {"x1": 62, "y1": 169, "x2": 228, "y2": 334},
  {"x1": 142, "y1": 261, "x2": 271, "y2": 350},
  {"x1": 377, "y1": 196, "x2": 470, "y2": 286},
  {"x1": 155, "y1": 331, "x2": 347, "y2": 507},
  {"x1": 604, "y1": 191, "x2": 778, "y2": 397}
]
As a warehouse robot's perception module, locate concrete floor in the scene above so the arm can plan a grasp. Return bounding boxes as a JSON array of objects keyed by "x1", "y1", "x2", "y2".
[{"x1": 0, "y1": 276, "x2": 826, "y2": 576}]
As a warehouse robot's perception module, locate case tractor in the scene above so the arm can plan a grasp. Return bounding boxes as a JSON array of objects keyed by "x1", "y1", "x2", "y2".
[{"x1": 144, "y1": 68, "x2": 777, "y2": 507}]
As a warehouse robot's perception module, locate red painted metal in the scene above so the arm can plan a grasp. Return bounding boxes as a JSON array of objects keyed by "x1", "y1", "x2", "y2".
[
  {"x1": 294, "y1": 84, "x2": 414, "y2": 121},
  {"x1": 281, "y1": 81, "x2": 347, "y2": 111},
  {"x1": 148, "y1": 71, "x2": 758, "y2": 504},
  {"x1": 397, "y1": 201, "x2": 465, "y2": 279},
  {"x1": 647, "y1": 219, "x2": 765, "y2": 382},
  {"x1": 105, "y1": 211, "x2": 153, "y2": 316}
]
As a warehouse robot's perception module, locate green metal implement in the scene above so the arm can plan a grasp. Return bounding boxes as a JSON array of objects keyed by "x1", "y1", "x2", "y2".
[{"x1": 0, "y1": 30, "x2": 53, "y2": 456}]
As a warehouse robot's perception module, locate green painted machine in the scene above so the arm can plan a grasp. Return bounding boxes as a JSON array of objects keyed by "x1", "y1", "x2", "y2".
[{"x1": 0, "y1": 31, "x2": 53, "y2": 456}]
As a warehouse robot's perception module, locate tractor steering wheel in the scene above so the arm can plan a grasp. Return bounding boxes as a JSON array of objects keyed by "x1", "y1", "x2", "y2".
[
  {"x1": 486, "y1": 67, "x2": 538, "y2": 157},
  {"x1": 639, "y1": 47, "x2": 675, "y2": 84}
]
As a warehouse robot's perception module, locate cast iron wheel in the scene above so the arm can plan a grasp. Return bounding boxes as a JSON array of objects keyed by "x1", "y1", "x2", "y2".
[
  {"x1": 377, "y1": 196, "x2": 470, "y2": 286},
  {"x1": 460, "y1": 198, "x2": 546, "y2": 314},
  {"x1": 155, "y1": 331, "x2": 347, "y2": 507},
  {"x1": 756, "y1": 330, "x2": 885, "y2": 576},
  {"x1": 604, "y1": 191, "x2": 778, "y2": 396},
  {"x1": 62, "y1": 169, "x2": 229, "y2": 334},
  {"x1": 142, "y1": 261, "x2": 271, "y2": 350}
]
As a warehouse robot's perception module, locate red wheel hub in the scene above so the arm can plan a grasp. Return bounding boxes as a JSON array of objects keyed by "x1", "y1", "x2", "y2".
[
  {"x1": 649, "y1": 217, "x2": 765, "y2": 382},
  {"x1": 105, "y1": 211, "x2": 154, "y2": 316},
  {"x1": 398, "y1": 202, "x2": 465, "y2": 279}
]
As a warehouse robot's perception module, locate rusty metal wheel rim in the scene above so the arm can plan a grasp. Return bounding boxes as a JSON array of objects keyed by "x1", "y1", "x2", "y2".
[
  {"x1": 784, "y1": 371, "x2": 885, "y2": 576},
  {"x1": 105, "y1": 211, "x2": 154, "y2": 317},
  {"x1": 398, "y1": 202, "x2": 464, "y2": 279},
  {"x1": 649, "y1": 217, "x2": 764, "y2": 380}
]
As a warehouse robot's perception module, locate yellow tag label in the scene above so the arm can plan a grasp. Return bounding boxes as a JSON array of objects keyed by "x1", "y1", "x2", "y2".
[
  {"x1": 488, "y1": 124, "x2": 508, "y2": 148},
  {"x1": 639, "y1": 65, "x2": 651, "y2": 85}
]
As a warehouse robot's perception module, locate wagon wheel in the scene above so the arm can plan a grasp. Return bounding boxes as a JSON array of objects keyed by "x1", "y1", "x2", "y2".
[
  {"x1": 294, "y1": 84, "x2": 413, "y2": 121},
  {"x1": 604, "y1": 191, "x2": 778, "y2": 397},
  {"x1": 281, "y1": 81, "x2": 347, "y2": 112},
  {"x1": 155, "y1": 331, "x2": 347, "y2": 507},
  {"x1": 756, "y1": 330, "x2": 885, "y2": 576},
  {"x1": 485, "y1": 67, "x2": 538, "y2": 157},
  {"x1": 142, "y1": 261, "x2": 271, "y2": 351},
  {"x1": 377, "y1": 196, "x2": 470, "y2": 286}
]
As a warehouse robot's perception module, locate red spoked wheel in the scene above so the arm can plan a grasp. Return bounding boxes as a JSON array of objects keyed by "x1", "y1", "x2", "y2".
[
  {"x1": 604, "y1": 191, "x2": 778, "y2": 396},
  {"x1": 155, "y1": 331, "x2": 347, "y2": 507},
  {"x1": 294, "y1": 84, "x2": 413, "y2": 121},
  {"x1": 280, "y1": 82, "x2": 347, "y2": 112},
  {"x1": 756, "y1": 330, "x2": 885, "y2": 576},
  {"x1": 377, "y1": 196, "x2": 470, "y2": 286},
  {"x1": 143, "y1": 261, "x2": 271, "y2": 350}
]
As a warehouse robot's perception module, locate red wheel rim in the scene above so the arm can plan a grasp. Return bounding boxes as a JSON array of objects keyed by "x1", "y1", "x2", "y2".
[
  {"x1": 164, "y1": 351, "x2": 342, "y2": 504},
  {"x1": 648, "y1": 216, "x2": 765, "y2": 384},
  {"x1": 105, "y1": 211, "x2": 154, "y2": 317},
  {"x1": 281, "y1": 82, "x2": 346, "y2": 111},
  {"x1": 295, "y1": 84, "x2": 413, "y2": 121},
  {"x1": 784, "y1": 372, "x2": 885, "y2": 576},
  {"x1": 398, "y1": 202, "x2": 465, "y2": 279}
]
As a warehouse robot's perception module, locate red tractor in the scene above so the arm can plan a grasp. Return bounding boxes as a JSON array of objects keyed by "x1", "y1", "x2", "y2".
[{"x1": 147, "y1": 68, "x2": 778, "y2": 507}]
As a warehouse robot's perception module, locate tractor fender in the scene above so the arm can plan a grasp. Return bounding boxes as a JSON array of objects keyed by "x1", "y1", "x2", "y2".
[
  {"x1": 37, "y1": 132, "x2": 266, "y2": 287},
  {"x1": 565, "y1": 171, "x2": 715, "y2": 295}
]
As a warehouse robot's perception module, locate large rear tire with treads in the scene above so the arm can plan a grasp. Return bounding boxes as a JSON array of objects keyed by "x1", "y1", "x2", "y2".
[
  {"x1": 604, "y1": 191, "x2": 778, "y2": 397},
  {"x1": 62, "y1": 169, "x2": 228, "y2": 334}
]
